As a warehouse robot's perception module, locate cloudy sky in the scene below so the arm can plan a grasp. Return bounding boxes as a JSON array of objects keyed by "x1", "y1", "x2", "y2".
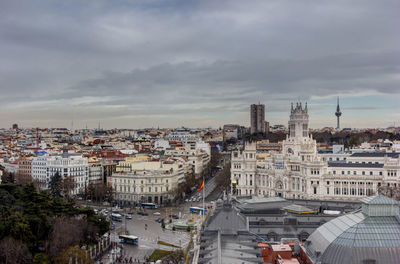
[{"x1": 0, "y1": 0, "x2": 399, "y2": 129}]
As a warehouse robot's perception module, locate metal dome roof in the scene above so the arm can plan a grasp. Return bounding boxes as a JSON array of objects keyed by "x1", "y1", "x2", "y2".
[
  {"x1": 361, "y1": 194, "x2": 399, "y2": 205},
  {"x1": 320, "y1": 215, "x2": 400, "y2": 264},
  {"x1": 303, "y1": 195, "x2": 400, "y2": 264}
]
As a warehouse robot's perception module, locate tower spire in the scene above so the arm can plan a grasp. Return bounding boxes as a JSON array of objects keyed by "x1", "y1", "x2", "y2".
[{"x1": 335, "y1": 97, "x2": 342, "y2": 130}]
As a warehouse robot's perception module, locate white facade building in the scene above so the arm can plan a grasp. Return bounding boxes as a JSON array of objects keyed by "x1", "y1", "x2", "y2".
[
  {"x1": 165, "y1": 147, "x2": 210, "y2": 178},
  {"x1": 32, "y1": 149, "x2": 89, "y2": 194},
  {"x1": 165, "y1": 128, "x2": 200, "y2": 142},
  {"x1": 111, "y1": 161, "x2": 185, "y2": 204},
  {"x1": 231, "y1": 103, "x2": 400, "y2": 200}
]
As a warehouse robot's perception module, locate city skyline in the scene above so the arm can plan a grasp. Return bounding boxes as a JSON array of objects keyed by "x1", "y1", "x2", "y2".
[{"x1": 0, "y1": 0, "x2": 399, "y2": 129}]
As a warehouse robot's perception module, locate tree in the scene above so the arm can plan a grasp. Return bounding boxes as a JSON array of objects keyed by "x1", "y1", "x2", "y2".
[
  {"x1": 33, "y1": 253, "x2": 50, "y2": 264},
  {"x1": 209, "y1": 149, "x2": 221, "y2": 170},
  {"x1": 161, "y1": 249, "x2": 184, "y2": 264},
  {"x1": 61, "y1": 176, "x2": 75, "y2": 199},
  {"x1": 378, "y1": 185, "x2": 400, "y2": 201},
  {"x1": 1, "y1": 171, "x2": 15, "y2": 184},
  {"x1": 87, "y1": 183, "x2": 114, "y2": 203},
  {"x1": 0, "y1": 184, "x2": 109, "y2": 262},
  {"x1": 49, "y1": 172, "x2": 62, "y2": 197},
  {"x1": 0, "y1": 236, "x2": 32, "y2": 264},
  {"x1": 15, "y1": 171, "x2": 32, "y2": 185},
  {"x1": 56, "y1": 246, "x2": 93, "y2": 264},
  {"x1": 215, "y1": 163, "x2": 231, "y2": 188},
  {"x1": 46, "y1": 216, "x2": 85, "y2": 260}
]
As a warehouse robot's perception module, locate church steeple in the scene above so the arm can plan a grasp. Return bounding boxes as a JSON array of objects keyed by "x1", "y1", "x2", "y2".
[{"x1": 335, "y1": 97, "x2": 342, "y2": 129}]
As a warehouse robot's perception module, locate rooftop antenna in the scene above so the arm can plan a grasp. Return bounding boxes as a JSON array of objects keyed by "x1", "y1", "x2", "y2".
[{"x1": 335, "y1": 96, "x2": 342, "y2": 130}]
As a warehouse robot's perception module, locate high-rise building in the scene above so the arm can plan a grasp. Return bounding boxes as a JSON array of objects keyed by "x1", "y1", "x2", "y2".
[
  {"x1": 335, "y1": 97, "x2": 342, "y2": 129},
  {"x1": 250, "y1": 104, "x2": 266, "y2": 134}
]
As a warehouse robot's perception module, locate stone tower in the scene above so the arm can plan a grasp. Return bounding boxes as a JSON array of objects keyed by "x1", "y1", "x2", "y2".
[
  {"x1": 283, "y1": 102, "x2": 317, "y2": 160},
  {"x1": 288, "y1": 102, "x2": 309, "y2": 139}
]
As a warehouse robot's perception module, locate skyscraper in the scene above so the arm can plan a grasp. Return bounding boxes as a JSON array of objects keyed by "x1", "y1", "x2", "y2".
[
  {"x1": 335, "y1": 97, "x2": 342, "y2": 129},
  {"x1": 250, "y1": 103, "x2": 266, "y2": 134}
]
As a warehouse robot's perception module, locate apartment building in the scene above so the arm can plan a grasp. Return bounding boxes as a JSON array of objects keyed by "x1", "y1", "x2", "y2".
[
  {"x1": 32, "y1": 148, "x2": 89, "y2": 194},
  {"x1": 111, "y1": 160, "x2": 185, "y2": 204}
]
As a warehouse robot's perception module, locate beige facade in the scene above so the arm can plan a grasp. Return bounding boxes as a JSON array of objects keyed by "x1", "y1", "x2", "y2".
[
  {"x1": 112, "y1": 161, "x2": 185, "y2": 204},
  {"x1": 17, "y1": 156, "x2": 32, "y2": 183}
]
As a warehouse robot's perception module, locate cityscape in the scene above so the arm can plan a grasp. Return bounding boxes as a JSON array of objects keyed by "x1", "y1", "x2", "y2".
[{"x1": 1, "y1": 1, "x2": 400, "y2": 264}]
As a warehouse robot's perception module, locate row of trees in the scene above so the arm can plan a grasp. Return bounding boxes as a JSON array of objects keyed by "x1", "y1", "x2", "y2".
[
  {"x1": 215, "y1": 163, "x2": 231, "y2": 188},
  {"x1": 0, "y1": 183, "x2": 110, "y2": 263},
  {"x1": 378, "y1": 185, "x2": 400, "y2": 201},
  {"x1": 37, "y1": 172, "x2": 114, "y2": 203},
  {"x1": 242, "y1": 130, "x2": 400, "y2": 146},
  {"x1": 168, "y1": 148, "x2": 224, "y2": 203}
]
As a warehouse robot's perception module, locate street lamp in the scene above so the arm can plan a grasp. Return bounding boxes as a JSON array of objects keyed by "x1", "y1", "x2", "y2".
[{"x1": 231, "y1": 180, "x2": 237, "y2": 196}]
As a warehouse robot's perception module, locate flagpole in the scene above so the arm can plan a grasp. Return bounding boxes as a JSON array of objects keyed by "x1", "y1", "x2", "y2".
[{"x1": 202, "y1": 176, "x2": 205, "y2": 224}]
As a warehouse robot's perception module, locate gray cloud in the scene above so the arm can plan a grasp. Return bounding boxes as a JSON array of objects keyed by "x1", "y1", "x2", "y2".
[{"x1": 0, "y1": 0, "x2": 399, "y2": 128}]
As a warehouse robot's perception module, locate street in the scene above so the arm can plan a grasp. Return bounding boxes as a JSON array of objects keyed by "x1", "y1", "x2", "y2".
[{"x1": 96, "y1": 173, "x2": 220, "y2": 263}]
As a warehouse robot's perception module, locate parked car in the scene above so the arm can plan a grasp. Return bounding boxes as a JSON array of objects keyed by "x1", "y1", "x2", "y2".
[
  {"x1": 138, "y1": 211, "x2": 149, "y2": 216},
  {"x1": 155, "y1": 217, "x2": 163, "y2": 223},
  {"x1": 126, "y1": 214, "x2": 132, "y2": 219},
  {"x1": 169, "y1": 214, "x2": 179, "y2": 219}
]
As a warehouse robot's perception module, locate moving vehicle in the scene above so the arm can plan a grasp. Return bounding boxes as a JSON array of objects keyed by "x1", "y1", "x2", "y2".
[
  {"x1": 189, "y1": 207, "x2": 207, "y2": 215},
  {"x1": 126, "y1": 213, "x2": 133, "y2": 219},
  {"x1": 141, "y1": 202, "x2": 158, "y2": 209},
  {"x1": 155, "y1": 217, "x2": 164, "y2": 223},
  {"x1": 111, "y1": 213, "x2": 123, "y2": 222},
  {"x1": 119, "y1": 235, "x2": 139, "y2": 245},
  {"x1": 153, "y1": 212, "x2": 161, "y2": 216}
]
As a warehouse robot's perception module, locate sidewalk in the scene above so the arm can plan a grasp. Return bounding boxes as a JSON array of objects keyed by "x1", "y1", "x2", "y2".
[{"x1": 98, "y1": 245, "x2": 122, "y2": 264}]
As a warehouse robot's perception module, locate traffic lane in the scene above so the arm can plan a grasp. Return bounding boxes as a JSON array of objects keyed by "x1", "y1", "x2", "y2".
[
  {"x1": 125, "y1": 214, "x2": 190, "y2": 245},
  {"x1": 113, "y1": 213, "x2": 191, "y2": 246},
  {"x1": 116, "y1": 217, "x2": 190, "y2": 261},
  {"x1": 109, "y1": 220, "x2": 190, "y2": 261}
]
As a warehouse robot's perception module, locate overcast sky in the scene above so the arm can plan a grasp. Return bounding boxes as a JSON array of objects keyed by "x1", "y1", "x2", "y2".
[{"x1": 0, "y1": 0, "x2": 399, "y2": 129}]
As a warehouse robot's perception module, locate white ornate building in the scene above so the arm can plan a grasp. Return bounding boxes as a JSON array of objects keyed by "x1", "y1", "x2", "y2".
[
  {"x1": 32, "y1": 148, "x2": 89, "y2": 195},
  {"x1": 231, "y1": 103, "x2": 400, "y2": 200},
  {"x1": 111, "y1": 160, "x2": 186, "y2": 205}
]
